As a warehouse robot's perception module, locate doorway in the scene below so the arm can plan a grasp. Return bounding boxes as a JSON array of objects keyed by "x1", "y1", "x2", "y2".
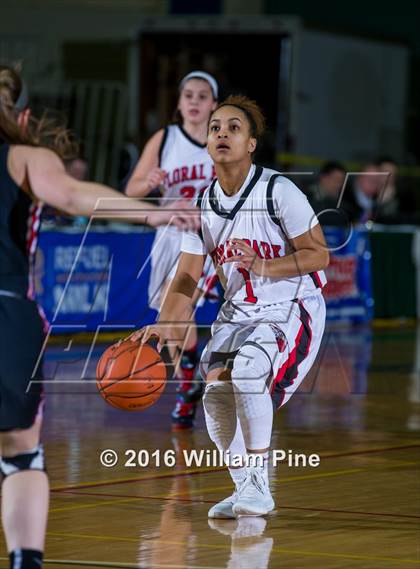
[{"x1": 137, "y1": 31, "x2": 289, "y2": 166}]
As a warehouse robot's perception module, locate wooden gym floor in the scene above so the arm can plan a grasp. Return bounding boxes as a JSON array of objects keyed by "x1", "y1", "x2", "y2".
[{"x1": 1, "y1": 323, "x2": 419, "y2": 568}]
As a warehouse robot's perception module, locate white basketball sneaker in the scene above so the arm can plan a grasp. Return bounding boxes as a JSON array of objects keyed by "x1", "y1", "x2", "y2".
[
  {"x1": 208, "y1": 489, "x2": 240, "y2": 519},
  {"x1": 232, "y1": 469, "x2": 275, "y2": 516}
]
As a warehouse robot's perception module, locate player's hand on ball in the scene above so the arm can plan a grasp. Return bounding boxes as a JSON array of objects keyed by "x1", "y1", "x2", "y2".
[
  {"x1": 225, "y1": 239, "x2": 265, "y2": 276},
  {"x1": 128, "y1": 325, "x2": 168, "y2": 352}
]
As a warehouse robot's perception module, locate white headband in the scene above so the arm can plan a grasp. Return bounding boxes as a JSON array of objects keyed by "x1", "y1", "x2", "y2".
[{"x1": 179, "y1": 71, "x2": 218, "y2": 100}]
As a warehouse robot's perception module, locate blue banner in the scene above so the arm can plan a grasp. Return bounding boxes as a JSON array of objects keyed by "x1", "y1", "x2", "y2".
[
  {"x1": 36, "y1": 225, "x2": 373, "y2": 330},
  {"x1": 36, "y1": 227, "x2": 220, "y2": 332},
  {"x1": 323, "y1": 226, "x2": 373, "y2": 323}
]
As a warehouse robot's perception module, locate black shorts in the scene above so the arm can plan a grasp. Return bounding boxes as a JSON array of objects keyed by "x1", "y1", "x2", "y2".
[{"x1": 0, "y1": 295, "x2": 45, "y2": 431}]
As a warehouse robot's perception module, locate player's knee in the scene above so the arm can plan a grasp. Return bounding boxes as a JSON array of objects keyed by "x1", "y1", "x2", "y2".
[
  {"x1": 206, "y1": 367, "x2": 231, "y2": 385},
  {"x1": 203, "y1": 380, "x2": 233, "y2": 411},
  {"x1": 0, "y1": 443, "x2": 46, "y2": 479},
  {"x1": 203, "y1": 381, "x2": 236, "y2": 448},
  {"x1": 231, "y1": 343, "x2": 272, "y2": 394},
  {"x1": 1, "y1": 417, "x2": 42, "y2": 457},
  {"x1": 203, "y1": 382, "x2": 219, "y2": 426},
  {"x1": 231, "y1": 345, "x2": 274, "y2": 424}
]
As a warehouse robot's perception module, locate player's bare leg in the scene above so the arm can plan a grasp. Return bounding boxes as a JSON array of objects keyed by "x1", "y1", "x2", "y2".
[{"x1": 0, "y1": 415, "x2": 49, "y2": 568}]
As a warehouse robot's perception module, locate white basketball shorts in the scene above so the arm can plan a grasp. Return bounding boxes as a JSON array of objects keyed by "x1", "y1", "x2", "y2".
[{"x1": 199, "y1": 292, "x2": 326, "y2": 410}]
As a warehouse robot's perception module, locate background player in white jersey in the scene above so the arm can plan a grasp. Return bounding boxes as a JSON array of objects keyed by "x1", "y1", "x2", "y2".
[
  {"x1": 130, "y1": 95, "x2": 329, "y2": 517},
  {"x1": 126, "y1": 71, "x2": 219, "y2": 429}
]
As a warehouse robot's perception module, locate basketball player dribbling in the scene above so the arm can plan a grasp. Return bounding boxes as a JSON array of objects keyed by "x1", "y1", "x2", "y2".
[
  {"x1": 126, "y1": 71, "x2": 219, "y2": 430},
  {"x1": 131, "y1": 95, "x2": 329, "y2": 517},
  {"x1": 0, "y1": 65, "x2": 199, "y2": 569}
]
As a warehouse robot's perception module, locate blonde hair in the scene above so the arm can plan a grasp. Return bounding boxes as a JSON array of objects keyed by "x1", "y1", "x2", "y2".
[{"x1": 0, "y1": 65, "x2": 78, "y2": 159}]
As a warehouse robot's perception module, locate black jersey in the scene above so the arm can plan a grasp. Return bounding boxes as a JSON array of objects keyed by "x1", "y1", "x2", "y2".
[{"x1": 0, "y1": 142, "x2": 43, "y2": 298}]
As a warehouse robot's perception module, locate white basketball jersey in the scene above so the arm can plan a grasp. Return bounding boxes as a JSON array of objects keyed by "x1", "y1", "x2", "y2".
[
  {"x1": 181, "y1": 164, "x2": 327, "y2": 308},
  {"x1": 159, "y1": 124, "x2": 215, "y2": 205}
]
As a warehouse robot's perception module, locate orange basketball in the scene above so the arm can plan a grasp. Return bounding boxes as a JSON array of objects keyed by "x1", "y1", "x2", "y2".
[{"x1": 96, "y1": 339, "x2": 171, "y2": 411}]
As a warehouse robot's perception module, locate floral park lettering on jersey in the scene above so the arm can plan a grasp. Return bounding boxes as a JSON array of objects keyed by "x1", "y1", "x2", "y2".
[
  {"x1": 164, "y1": 163, "x2": 216, "y2": 188},
  {"x1": 211, "y1": 239, "x2": 282, "y2": 266}
]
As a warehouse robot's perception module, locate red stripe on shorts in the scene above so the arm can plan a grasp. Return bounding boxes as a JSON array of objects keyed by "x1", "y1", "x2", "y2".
[{"x1": 271, "y1": 301, "x2": 312, "y2": 408}]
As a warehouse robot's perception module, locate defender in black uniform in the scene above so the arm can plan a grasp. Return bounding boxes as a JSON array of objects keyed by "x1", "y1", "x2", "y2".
[
  {"x1": 0, "y1": 65, "x2": 199, "y2": 569},
  {"x1": 0, "y1": 142, "x2": 45, "y2": 434}
]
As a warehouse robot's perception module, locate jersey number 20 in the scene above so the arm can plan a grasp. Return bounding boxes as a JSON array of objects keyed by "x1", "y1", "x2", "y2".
[{"x1": 180, "y1": 186, "x2": 195, "y2": 200}]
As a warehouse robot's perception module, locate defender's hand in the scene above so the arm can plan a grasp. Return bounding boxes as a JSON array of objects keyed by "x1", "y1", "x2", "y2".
[{"x1": 150, "y1": 200, "x2": 201, "y2": 232}]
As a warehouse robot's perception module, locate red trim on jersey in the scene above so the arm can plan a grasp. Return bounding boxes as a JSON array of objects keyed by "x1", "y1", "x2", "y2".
[
  {"x1": 26, "y1": 202, "x2": 42, "y2": 258},
  {"x1": 200, "y1": 274, "x2": 220, "y2": 301},
  {"x1": 202, "y1": 274, "x2": 218, "y2": 293},
  {"x1": 25, "y1": 202, "x2": 48, "y2": 330},
  {"x1": 309, "y1": 271, "x2": 323, "y2": 289},
  {"x1": 26, "y1": 202, "x2": 42, "y2": 299}
]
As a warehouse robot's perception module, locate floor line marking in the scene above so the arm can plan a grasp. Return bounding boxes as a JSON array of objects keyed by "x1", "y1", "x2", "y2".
[
  {"x1": 0, "y1": 558, "x2": 218, "y2": 569},
  {"x1": 51, "y1": 489, "x2": 420, "y2": 520},
  {"x1": 50, "y1": 468, "x2": 363, "y2": 513},
  {"x1": 166, "y1": 460, "x2": 419, "y2": 495},
  {"x1": 50, "y1": 496, "x2": 150, "y2": 513},
  {"x1": 50, "y1": 442, "x2": 420, "y2": 493},
  {"x1": 50, "y1": 462, "x2": 420, "y2": 515},
  {"x1": 45, "y1": 531, "x2": 420, "y2": 565},
  {"x1": 51, "y1": 466, "x2": 224, "y2": 492},
  {"x1": 320, "y1": 443, "x2": 420, "y2": 460}
]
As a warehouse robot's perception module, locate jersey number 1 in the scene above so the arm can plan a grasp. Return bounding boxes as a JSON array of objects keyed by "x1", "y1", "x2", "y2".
[{"x1": 237, "y1": 268, "x2": 258, "y2": 304}]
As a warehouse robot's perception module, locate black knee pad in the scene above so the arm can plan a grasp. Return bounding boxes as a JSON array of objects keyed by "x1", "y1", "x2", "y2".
[{"x1": 0, "y1": 444, "x2": 46, "y2": 478}]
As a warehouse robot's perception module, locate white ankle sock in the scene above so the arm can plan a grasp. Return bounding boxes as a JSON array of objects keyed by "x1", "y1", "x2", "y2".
[
  {"x1": 247, "y1": 451, "x2": 270, "y2": 485},
  {"x1": 229, "y1": 466, "x2": 247, "y2": 489},
  {"x1": 226, "y1": 417, "x2": 247, "y2": 489}
]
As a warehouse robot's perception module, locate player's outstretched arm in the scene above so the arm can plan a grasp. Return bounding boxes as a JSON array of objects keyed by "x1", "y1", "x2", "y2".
[
  {"x1": 125, "y1": 130, "x2": 166, "y2": 198},
  {"x1": 129, "y1": 252, "x2": 206, "y2": 353},
  {"x1": 25, "y1": 146, "x2": 199, "y2": 230}
]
